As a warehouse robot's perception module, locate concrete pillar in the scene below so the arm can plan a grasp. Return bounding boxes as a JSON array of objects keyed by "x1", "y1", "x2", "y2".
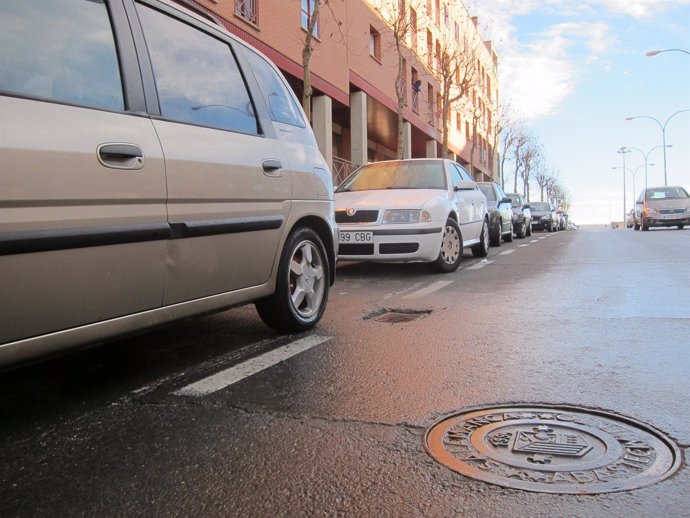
[
  {"x1": 350, "y1": 91, "x2": 368, "y2": 167},
  {"x1": 402, "y1": 121, "x2": 412, "y2": 159},
  {"x1": 312, "y1": 95, "x2": 332, "y2": 170},
  {"x1": 425, "y1": 139, "x2": 438, "y2": 158}
]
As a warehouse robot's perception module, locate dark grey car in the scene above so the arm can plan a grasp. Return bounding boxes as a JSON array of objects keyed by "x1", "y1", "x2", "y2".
[
  {"x1": 529, "y1": 202, "x2": 559, "y2": 232},
  {"x1": 507, "y1": 192, "x2": 532, "y2": 238}
]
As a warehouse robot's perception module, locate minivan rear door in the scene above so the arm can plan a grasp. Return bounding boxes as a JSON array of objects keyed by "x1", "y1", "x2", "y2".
[{"x1": 132, "y1": 2, "x2": 291, "y2": 304}]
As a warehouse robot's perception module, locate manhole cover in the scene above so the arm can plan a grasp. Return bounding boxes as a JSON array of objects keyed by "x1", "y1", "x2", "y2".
[
  {"x1": 425, "y1": 404, "x2": 681, "y2": 494},
  {"x1": 363, "y1": 308, "x2": 431, "y2": 323}
]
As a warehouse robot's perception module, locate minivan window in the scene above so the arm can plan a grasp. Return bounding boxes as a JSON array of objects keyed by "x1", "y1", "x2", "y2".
[
  {"x1": 242, "y1": 48, "x2": 306, "y2": 127},
  {"x1": 136, "y1": 3, "x2": 258, "y2": 134},
  {"x1": 0, "y1": 0, "x2": 124, "y2": 111}
]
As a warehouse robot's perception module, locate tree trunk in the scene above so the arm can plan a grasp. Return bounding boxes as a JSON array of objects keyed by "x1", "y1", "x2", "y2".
[{"x1": 301, "y1": 0, "x2": 321, "y2": 122}]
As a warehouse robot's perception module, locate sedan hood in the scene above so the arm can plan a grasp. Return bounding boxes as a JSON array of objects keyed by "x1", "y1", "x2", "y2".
[{"x1": 334, "y1": 189, "x2": 446, "y2": 210}]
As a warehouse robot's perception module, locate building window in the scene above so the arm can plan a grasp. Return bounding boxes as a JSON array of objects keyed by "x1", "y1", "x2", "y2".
[
  {"x1": 411, "y1": 68, "x2": 420, "y2": 113},
  {"x1": 427, "y1": 84, "x2": 434, "y2": 126},
  {"x1": 444, "y1": 5, "x2": 449, "y2": 27},
  {"x1": 465, "y1": 120, "x2": 470, "y2": 138},
  {"x1": 235, "y1": 0, "x2": 257, "y2": 25},
  {"x1": 369, "y1": 26, "x2": 381, "y2": 61},
  {"x1": 410, "y1": 8, "x2": 417, "y2": 51},
  {"x1": 435, "y1": 0, "x2": 440, "y2": 27},
  {"x1": 301, "y1": 0, "x2": 319, "y2": 36},
  {"x1": 454, "y1": 22, "x2": 459, "y2": 42},
  {"x1": 456, "y1": 112, "x2": 461, "y2": 131}
]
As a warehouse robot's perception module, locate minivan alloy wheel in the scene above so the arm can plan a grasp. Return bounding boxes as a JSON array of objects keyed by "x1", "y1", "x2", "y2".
[
  {"x1": 289, "y1": 240, "x2": 325, "y2": 319},
  {"x1": 256, "y1": 227, "x2": 329, "y2": 331}
]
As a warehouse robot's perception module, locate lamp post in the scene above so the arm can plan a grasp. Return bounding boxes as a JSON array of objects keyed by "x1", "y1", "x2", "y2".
[
  {"x1": 613, "y1": 163, "x2": 654, "y2": 210},
  {"x1": 646, "y1": 49, "x2": 690, "y2": 57},
  {"x1": 617, "y1": 147, "x2": 630, "y2": 228},
  {"x1": 626, "y1": 110, "x2": 690, "y2": 186},
  {"x1": 623, "y1": 145, "x2": 671, "y2": 191}
]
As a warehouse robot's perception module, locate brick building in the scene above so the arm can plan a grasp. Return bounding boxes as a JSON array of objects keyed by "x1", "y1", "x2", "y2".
[{"x1": 188, "y1": 0, "x2": 499, "y2": 183}]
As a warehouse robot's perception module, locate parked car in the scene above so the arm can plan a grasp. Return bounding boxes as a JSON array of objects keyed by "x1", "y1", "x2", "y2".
[
  {"x1": 556, "y1": 210, "x2": 568, "y2": 231},
  {"x1": 477, "y1": 182, "x2": 514, "y2": 246},
  {"x1": 626, "y1": 209, "x2": 635, "y2": 228},
  {"x1": 530, "y1": 202, "x2": 560, "y2": 232},
  {"x1": 334, "y1": 159, "x2": 490, "y2": 273},
  {"x1": 634, "y1": 186, "x2": 690, "y2": 231},
  {"x1": 506, "y1": 192, "x2": 532, "y2": 238},
  {"x1": 0, "y1": 0, "x2": 338, "y2": 369}
]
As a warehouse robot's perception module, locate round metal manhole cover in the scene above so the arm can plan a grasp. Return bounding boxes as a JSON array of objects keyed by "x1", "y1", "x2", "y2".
[{"x1": 425, "y1": 404, "x2": 681, "y2": 494}]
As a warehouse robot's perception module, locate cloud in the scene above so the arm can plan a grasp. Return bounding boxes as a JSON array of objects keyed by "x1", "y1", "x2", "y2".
[{"x1": 466, "y1": 1, "x2": 617, "y2": 121}]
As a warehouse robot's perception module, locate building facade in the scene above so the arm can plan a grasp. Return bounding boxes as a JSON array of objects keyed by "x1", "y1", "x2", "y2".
[{"x1": 188, "y1": 0, "x2": 499, "y2": 183}]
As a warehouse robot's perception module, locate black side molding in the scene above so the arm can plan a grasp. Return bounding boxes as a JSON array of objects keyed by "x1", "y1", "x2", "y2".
[{"x1": 0, "y1": 216, "x2": 284, "y2": 256}]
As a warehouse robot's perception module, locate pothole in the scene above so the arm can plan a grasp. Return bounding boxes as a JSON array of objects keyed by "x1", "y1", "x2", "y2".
[
  {"x1": 425, "y1": 404, "x2": 681, "y2": 494},
  {"x1": 362, "y1": 308, "x2": 432, "y2": 323}
]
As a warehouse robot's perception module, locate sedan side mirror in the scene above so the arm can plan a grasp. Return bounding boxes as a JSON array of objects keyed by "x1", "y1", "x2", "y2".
[{"x1": 500, "y1": 197, "x2": 512, "y2": 204}]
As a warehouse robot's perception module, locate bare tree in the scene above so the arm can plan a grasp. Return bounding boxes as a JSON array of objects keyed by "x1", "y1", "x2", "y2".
[
  {"x1": 534, "y1": 162, "x2": 558, "y2": 202},
  {"x1": 301, "y1": 0, "x2": 321, "y2": 121},
  {"x1": 373, "y1": 1, "x2": 424, "y2": 158},
  {"x1": 497, "y1": 104, "x2": 521, "y2": 190},
  {"x1": 510, "y1": 129, "x2": 529, "y2": 194},
  {"x1": 518, "y1": 138, "x2": 542, "y2": 200},
  {"x1": 548, "y1": 181, "x2": 571, "y2": 212},
  {"x1": 435, "y1": 36, "x2": 477, "y2": 159},
  {"x1": 301, "y1": 1, "x2": 345, "y2": 121}
]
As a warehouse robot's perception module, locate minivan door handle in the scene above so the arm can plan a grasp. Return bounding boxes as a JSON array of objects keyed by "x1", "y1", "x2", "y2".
[
  {"x1": 97, "y1": 143, "x2": 144, "y2": 170},
  {"x1": 262, "y1": 159, "x2": 283, "y2": 177}
]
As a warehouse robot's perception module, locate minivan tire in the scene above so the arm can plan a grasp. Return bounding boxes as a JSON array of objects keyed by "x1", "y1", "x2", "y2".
[{"x1": 256, "y1": 227, "x2": 329, "y2": 332}]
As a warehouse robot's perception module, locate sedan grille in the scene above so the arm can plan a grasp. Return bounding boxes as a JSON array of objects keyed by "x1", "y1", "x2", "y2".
[
  {"x1": 659, "y1": 208, "x2": 685, "y2": 214},
  {"x1": 339, "y1": 243, "x2": 374, "y2": 255},
  {"x1": 335, "y1": 209, "x2": 379, "y2": 224}
]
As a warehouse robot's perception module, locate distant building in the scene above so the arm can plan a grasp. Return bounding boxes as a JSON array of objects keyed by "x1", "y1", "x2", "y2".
[{"x1": 189, "y1": 0, "x2": 499, "y2": 183}]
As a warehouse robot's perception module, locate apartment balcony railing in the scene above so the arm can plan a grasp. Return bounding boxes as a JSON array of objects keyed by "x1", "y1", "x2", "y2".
[{"x1": 235, "y1": 0, "x2": 257, "y2": 24}]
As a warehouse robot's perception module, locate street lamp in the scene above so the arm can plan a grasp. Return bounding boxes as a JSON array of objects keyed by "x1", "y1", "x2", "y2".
[
  {"x1": 613, "y1": 163, "x2": 654, "y2": 209},
  {"x1": 626, "y1": 110, "x2": 690, "y2": 186},
  {"x1": 646, "y1": 49, "x2": 690, "y2": 57},
  {"x1": 617, "y1": 147, "x2": 630, "y2": 228},
  {"x1": 622, "y1": 145, "x2": 671, "y2": 191}
]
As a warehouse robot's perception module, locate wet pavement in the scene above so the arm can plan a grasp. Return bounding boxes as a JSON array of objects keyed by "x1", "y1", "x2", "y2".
[{"x1": 1, "y1": 228, "x2": 689, "y2": 517}]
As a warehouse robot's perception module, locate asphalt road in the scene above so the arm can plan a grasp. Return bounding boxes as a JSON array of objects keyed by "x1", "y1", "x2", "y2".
[{"x1": 1, "y1": 227, "x2": 689, "y2": 517}]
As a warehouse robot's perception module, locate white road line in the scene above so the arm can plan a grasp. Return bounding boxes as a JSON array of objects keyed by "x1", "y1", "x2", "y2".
[
  {"x1": 173, "y1": 335, "x2": 332, "y2": 397},
  {"x1": 530, "y1": 240, "x2": 539, "y2": 243},
  {"x1": 466, "y1": 260, "x2": 493, "y2": 270},
  {"x1": 499, "y1": 249, "x2": 515, "y2": 255},
  {"x1": 518, "y1": 244, "x2": 529, "y2": 248},
  {"x1": 402, "y1": 279, "x2": 454, "y2": 299}
]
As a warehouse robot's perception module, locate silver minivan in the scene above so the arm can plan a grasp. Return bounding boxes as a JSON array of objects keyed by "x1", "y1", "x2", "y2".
[{"x1": 0, "y1": 0, "x2": 337, "y2": 368}]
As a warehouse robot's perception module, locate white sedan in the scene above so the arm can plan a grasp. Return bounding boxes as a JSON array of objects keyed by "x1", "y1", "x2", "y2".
[{"x1": 335, "y1": 159, "x2": 490, "y2": 273}]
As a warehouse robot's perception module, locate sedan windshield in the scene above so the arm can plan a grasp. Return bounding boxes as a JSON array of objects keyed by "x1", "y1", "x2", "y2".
[
  {"x1": 507, "y1": 194, "x2": 522, "y2": 207},
  {"x1": 646, "y1": 187, "x2": 689, "y2": 200},
  {"x1": 478, "y1": 184, "x2": 496, "y2": 201},
  {"x1": 530, "y1": 202, "x2": 550, "y2": 211},
  {"x1": 336, "y1": 160, "x2": 446, "y2": 192}
]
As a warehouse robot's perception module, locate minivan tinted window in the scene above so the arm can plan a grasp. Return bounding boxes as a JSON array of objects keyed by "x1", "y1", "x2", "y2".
[
  {"x1": 243, "y1": 48, "x2": 306, "y2": 128},
  {"x1": 137, "y1": 3, "x2": 258, "y2": 134},
  {"x1": 0, "y1": 0, "x2": 124, "y2": 111}
]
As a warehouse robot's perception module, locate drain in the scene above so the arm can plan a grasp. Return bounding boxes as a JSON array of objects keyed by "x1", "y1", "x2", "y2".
[
  {"x1": 363, "y1": 308, "x2": 431, "y2": 323},
  {"x1": 425, "y1": 404, "x2": 681, "y2": 494}
]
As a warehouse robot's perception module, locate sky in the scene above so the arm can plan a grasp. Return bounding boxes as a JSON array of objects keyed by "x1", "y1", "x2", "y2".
[{"x1": 465, "y1": 0, "x2": 690, "y2": 224}]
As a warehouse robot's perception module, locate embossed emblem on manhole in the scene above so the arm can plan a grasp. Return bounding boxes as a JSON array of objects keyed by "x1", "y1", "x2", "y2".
[{"x1": 425, "y1": 405, "x2": 681, "y2": 494}]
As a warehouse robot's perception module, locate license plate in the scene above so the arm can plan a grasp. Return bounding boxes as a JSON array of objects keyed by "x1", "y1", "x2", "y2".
[{"x1": 339, "y1": 231, "x2": 373, "y2": 243}]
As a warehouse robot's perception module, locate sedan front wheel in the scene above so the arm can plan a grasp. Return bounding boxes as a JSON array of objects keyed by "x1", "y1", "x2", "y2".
[{"x1": 432, "y1": 219, "x2": 463, "y2": 273}]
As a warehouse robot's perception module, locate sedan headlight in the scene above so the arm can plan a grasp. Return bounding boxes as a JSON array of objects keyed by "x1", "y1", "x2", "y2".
[
  {"x1": 543, "y1": 214, "x2": 552, "y2": 220},
  {"x1": 382, "y1": 209, "x2": 430, "y2": 224}
]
